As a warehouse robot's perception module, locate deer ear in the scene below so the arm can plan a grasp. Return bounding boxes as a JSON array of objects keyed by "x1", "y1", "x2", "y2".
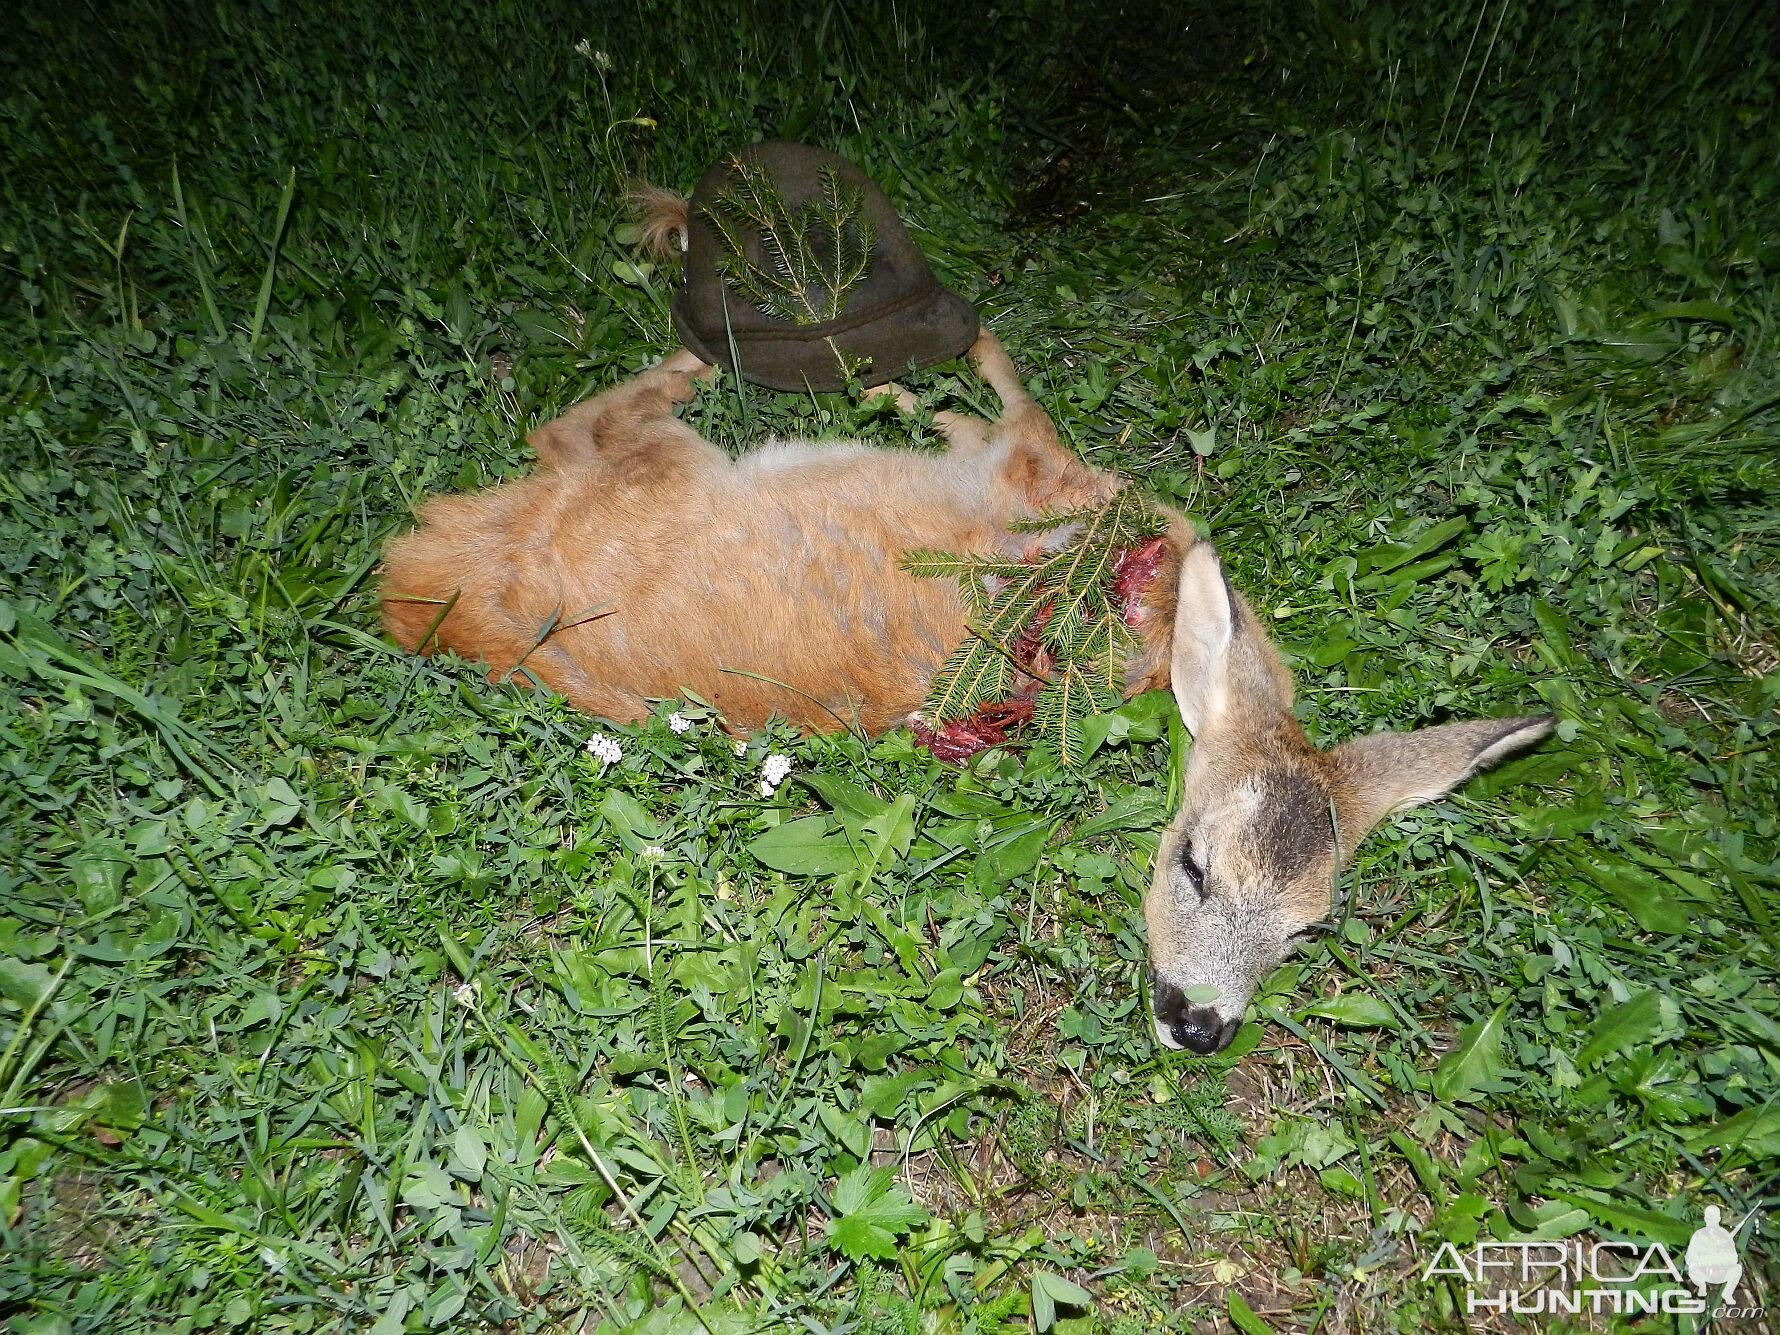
[
  {"x1": 1332, "y1": 715, "x2": 1554, "y2": 845},
  {"x1": 1168, "y1": 543, "x2": 1236, "y2": 733}
]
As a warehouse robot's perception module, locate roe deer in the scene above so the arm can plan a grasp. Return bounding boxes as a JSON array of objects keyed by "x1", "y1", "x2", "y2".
[{"x1": 381, "y1": 332, "x2": 1551, "y2": 1053}]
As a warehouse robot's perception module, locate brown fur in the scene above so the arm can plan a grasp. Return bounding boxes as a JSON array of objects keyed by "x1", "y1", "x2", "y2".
[
  {"x1": 627, "y1": 185, "x2": 691, "y2": 261},
  {"x1": 382, "y1": 333, "x2": 1184, "y2": 734}
]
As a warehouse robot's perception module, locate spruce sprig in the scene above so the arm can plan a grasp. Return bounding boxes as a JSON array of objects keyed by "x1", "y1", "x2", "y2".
[
  {"x1": 902, "y1": 488, "x2": 1168, "y2": 764},
  {"x1": 702, "y1": 157, "x2": 875, "y2": 325}
]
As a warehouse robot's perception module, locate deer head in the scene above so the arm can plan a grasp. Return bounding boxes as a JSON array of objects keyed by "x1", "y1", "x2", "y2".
[{"x1": 1146, "y1": 541, "x2": 1552, "y2": 1053}]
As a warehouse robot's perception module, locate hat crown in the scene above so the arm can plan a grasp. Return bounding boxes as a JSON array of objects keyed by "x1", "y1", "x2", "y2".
[{"x1": 671, "y1": 141, "x2": 978, "y2": 391}]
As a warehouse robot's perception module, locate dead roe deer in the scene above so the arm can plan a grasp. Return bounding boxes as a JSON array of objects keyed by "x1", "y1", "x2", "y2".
[{"x1": 382, "y1": 332, "x2": 1551, "y2": 1053}]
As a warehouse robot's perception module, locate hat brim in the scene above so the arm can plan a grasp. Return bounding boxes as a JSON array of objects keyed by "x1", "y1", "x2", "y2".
[{"x1": 674, "y1": 286, "x2": 979, "y2": 393}]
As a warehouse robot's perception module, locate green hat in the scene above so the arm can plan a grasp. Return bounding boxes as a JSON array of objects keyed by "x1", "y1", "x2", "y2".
[{"x1": 671, "y1": 141, "x2": 979, "y2": 392}]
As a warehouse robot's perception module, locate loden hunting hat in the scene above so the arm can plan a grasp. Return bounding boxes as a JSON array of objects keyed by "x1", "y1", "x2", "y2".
[{"x1": 671, "y1": 141, "x2": 979, "y2": 392}]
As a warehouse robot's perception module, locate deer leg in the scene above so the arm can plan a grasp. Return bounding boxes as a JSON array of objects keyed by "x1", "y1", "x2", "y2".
[
  {"x1": 969, "y1": 330, "x2": 1040, "y2": 415},
  {"x1": 527, "y1": 350, "x2": 717, "y2": 470},
  {"x1": 866, "y1": 382, "x2": 996, "y2": 454},
  {"x1": 966, "y1": 331, "x2": 1119, "y2": 512},
  {"x1": 863, "y1": 381, "x2": 920, "y2": 414}
]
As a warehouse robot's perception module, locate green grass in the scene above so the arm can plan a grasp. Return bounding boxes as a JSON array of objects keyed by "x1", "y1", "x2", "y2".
[{"x1": 2, "y1": 0, "x2": 1777, "y2": 1331}]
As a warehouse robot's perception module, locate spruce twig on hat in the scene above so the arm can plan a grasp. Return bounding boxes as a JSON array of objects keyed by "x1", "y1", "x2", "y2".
[
  {"x1": 703, "y1": 159, "x2": 875, "y2": 326},
  {"x1": 632, "y1": 141, "x2": 978, "y2": 391}
]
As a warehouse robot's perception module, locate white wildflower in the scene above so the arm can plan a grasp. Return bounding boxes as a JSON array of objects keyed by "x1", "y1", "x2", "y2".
[
  {"x1": 452, "y1": 979, "x2": 480, "y2": 1006},
  {"x1": 585, "y1": 734, "x2": 623, "y2": 768},
  {"x1": 734, "y1": 740, "x2": 749, "y2": 757},
  {"x1": 641, "y1": 844, "x2": 666, "y2": 860},
  {"x1": 758, "y1": 753, "x2": 793, "y2": 797},
  {"x1": 667, "y1": 712, "x2": 692, "y2": 735}
]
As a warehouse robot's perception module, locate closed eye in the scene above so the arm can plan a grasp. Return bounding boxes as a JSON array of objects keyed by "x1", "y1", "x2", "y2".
[{"x1": 1176, "y1": 842, "x2": 1206, "y2": 901}]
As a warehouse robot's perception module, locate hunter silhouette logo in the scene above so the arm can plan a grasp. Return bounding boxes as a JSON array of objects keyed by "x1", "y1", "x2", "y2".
[{"x1": 1685, "y1": 1205, "x2": 1754, "y2": 1305}]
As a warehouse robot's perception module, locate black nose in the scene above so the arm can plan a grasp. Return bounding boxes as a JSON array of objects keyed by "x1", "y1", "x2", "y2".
[{"x1": 1171, "y1": 1005, "x2": 1239, "y2": 1055}]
